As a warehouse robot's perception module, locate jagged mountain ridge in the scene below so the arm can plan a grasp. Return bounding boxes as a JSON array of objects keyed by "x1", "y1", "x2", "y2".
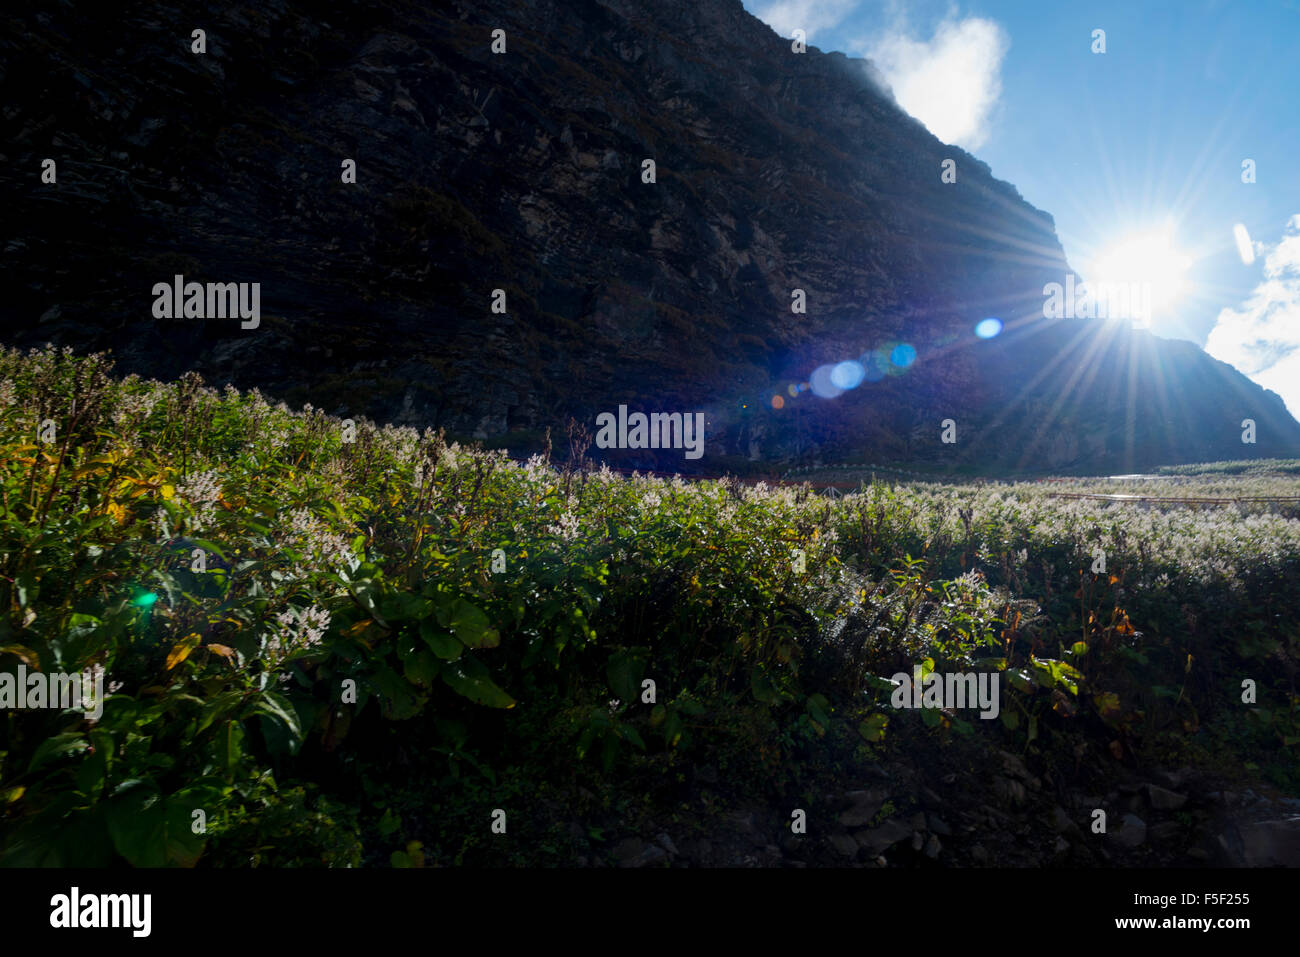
[{"x1": 2, "y1": 0, "x2": 1297, "y2": 472}]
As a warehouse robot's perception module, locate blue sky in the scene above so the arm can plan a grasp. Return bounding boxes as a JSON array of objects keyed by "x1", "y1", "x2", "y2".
[{"x1": 743, "y1": 0, "x2": 1300, "y2": 416}]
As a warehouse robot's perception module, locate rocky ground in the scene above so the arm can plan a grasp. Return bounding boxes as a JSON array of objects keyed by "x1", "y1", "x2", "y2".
[{"x1": 559, "y1": 742, "x2": 1300, "y2": 868}]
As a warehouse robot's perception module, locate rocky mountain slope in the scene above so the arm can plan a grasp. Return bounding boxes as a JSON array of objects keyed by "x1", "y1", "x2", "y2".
[{"x1": 3, "y1": 0, "x2": 1297, "y2": 473}]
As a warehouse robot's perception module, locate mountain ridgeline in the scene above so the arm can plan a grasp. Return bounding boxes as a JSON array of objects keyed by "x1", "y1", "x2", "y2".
[{"x1": 3, "y1": 0, "x2": 1297, "y2": 474}]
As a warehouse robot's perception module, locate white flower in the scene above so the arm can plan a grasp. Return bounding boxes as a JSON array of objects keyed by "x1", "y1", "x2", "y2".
[
  {"x1": 547, "y1": 496, "x2": 581, "y2": 541},
  {"x1": 176, "y1": 469, "x2": 222, "y2": 531},
  {"x1": 80, "y1": 663, "x2": 105, "y2": 722},
  {"x1": 265, "y1": 605, "x2": 332, "y2": 669},
  {"x1": 112, "y1": 389, "x2": 161, "y2": 430},
  {"x1": 265, "y1": 417, "x2": 292, "y2": 450},
  {"x1": 438, "y1": 443, "x2": 462, "y2": 471},
  {"x1": 280, "y1": 508, "x2": 356, "y2": 577},
  {"x1": 152, "y1": 506, "x2": 170, "y2": 541},
  {"x1": 523, "y1": 453, "x2": 551, "y2": 479}
]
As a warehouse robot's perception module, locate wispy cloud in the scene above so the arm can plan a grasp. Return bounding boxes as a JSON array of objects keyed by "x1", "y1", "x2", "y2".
[
  {"x1": 750, "y1": 0, "x2": 859, "y2": 42},
  {"x1": 1205, "y1": 215, "x2": 1300, "y2": 418},
  {"x1": 855, "y1": 14, "x2": 1009, "y2": 150}
]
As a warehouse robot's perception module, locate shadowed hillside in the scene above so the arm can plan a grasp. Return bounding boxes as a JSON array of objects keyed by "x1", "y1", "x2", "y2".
[{"x1": 1, "y1": 0, "x2": 1297, "y2": 474}]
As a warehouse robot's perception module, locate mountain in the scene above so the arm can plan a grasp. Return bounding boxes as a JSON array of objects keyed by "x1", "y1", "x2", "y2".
[{"x1": 3, "y1": 0, "x2": 1298, "y2": 474}]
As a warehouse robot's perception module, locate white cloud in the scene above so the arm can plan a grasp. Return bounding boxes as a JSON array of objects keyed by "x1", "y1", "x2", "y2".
[
  {"x1": 751, "y1": 0, "x2": 859, "y2": 42},
  {"x1": 1205, "y1": 215, "x2": 1300, "y2": 418},
  {"x1": 857, "y1": 16, "x2": 1009, "y2": 150}
]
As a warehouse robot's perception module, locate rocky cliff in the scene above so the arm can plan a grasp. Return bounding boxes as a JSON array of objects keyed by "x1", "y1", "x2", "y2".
[{"x1": 3, "y1": 0, "x2": 1297, "y2": 473}]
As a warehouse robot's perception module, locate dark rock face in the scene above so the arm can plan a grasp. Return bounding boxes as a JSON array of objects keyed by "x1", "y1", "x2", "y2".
[{"x1": 3, "y1": 0, "x2": 1298, "y2": 471}]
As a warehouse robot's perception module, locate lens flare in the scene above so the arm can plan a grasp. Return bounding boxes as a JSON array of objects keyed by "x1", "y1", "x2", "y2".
[
  {"x1": 860, "y1": 349, "x2": 888, "y2": 382},
  {"x1": 890, "y1": 343, "x2": 917, "y2": 368},
  {"x1": 830, "y1": 360, "x2": 866, "y2": 390},
  {"x1": 975, "y1": 318, "x2": 1003, "y2": 339},
  {"x1": 1233, "y1": 223, "x2": 1255, "y2": 265},
  {"x1": 1089, "y1": 224, "x2": 1192, "y2": 322},
  {"x1": 810, "y1": 364, "x2": 844, "y2": 399}
]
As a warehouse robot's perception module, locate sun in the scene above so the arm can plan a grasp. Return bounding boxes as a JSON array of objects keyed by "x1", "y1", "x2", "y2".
[{"x1": 1088, "y1": 225, "x2": 1193, "y2": 324}]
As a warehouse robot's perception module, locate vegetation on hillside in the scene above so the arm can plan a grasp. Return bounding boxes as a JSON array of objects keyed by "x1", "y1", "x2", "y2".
[{"x1": 1, "y1": 345, "x2": 1297, "y2": 866}]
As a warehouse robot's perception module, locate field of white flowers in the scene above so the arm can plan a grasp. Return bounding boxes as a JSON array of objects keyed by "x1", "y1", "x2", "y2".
[{"x1": 831, "y1": 475, "x2": 1300, "y2": 590}]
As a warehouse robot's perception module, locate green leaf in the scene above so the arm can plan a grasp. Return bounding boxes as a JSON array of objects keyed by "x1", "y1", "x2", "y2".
[
  {"x1": 28, "y1": 733, "x2": 89, "y2": 774},
  {"x1": 379, "y1": 591, "x2": 430, "y2": 622},
  {"x1": 197, "y1": 690, "x2": 245, "y2": 733},
  {"x1": 188, "y1": 539, "x2": 229, "y2": 561},
  {"x1": 370, "y1": 664, "x2": 427, "y2": 720},
  {"x1": 419, "y1": 619, "x2": 464, "y2": 660},
  {"x1": 402, "y1": 649, "x2": 441, "y2": 686},
  {"x1": 616, "y1": 724, "x2": 646, "y2": 750},
  {"x1": 1092, "y1": 691, "x2": 1122, "y2": 721},
  {"x1": 859, "y1": 713, "x2": 888, "y2": 742},
  {"x1": 662, "y1": 710, "x2": 684, "y2": 748},
  {"x1": 676, "y1": 698, "x2": 706, "y2": 717},
  {"x1": 1056, "y1": 660, "x2": 1085, "y2": 682},
  {"x1": 104, "y1": 781, "x2": 209, "y2": 867},
  {"x1": 863, "y1": 673, "x2": 903, "y2": 693},
  {"x1": 806, "y1": 693, "x2": 831, "y2": 727},
  {"x1": 251, "y1": 689, "x2": 304, "y2": 749},
  {"x1": 211, "y1": 719, "x2": 244, "y2": 776},
  {"x1": 441, "y1": 657, "x2": 515, "y2": 709},
  {"x1": 0, "y1": 794, "x2": 110, "y2": 866},
  {"x1": 104, "y1": 779, "x2": 163, "y2": 866},
  {"x1": 751, "y1": 668, "x2": 780, "y2": 704},
  {"x1": 448, "y1": 599, "x2": 500, "y2": 649},
  {"x1": 1008, "y1": 669, "x2": 1034, "y2": 694},
  {"x1": 608, "y1": 650, "x2": 645, "y2": 704}
]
